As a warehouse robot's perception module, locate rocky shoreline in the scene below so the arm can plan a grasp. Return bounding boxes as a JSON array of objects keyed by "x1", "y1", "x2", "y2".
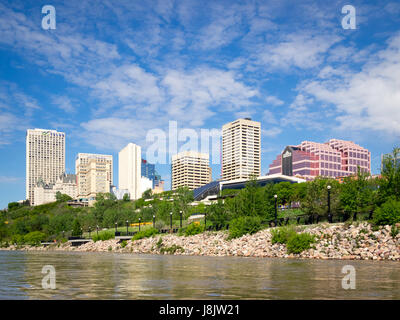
[{"x1": 2, "y1": 222, "x2": 400, "y2": 261}]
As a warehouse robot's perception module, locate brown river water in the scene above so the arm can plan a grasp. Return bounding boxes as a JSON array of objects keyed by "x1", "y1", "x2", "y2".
[{"x1": 0, "y1": 250, "x2": 399, "y2": 299}]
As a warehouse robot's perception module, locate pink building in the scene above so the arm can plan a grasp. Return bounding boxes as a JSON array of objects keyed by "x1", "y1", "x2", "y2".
[{"x1": 268, "y1": 139, "x2": 371, "y2": 180}]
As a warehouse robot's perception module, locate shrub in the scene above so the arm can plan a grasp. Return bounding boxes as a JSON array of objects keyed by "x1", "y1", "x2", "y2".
[
  {"x1": 132, "y1": 227, "x2": 159, "y2": 241},
  {"x1": 23, "y1": 231, "x2": 46, "y2": 246},
  {"x1": 391, "y1": 225, "x2": 399, "y2": 238},
  {"x1": 92, "y1": 231, "x2": 114, "y2": 242},
  {"x1": 286, "y1": 233, "x2": 316, "y2": 254},
  {"x1": 120, "y1": 240, "x2": 128, "y2": 248},
  {"x1": 271, "y1": 226, "x2": 296, "y2": 244},
  {"x1": 228, "y1": 216, "x2": 262, "y2": 239},
  {"x1": 11, "y1": 234, "x2": 24, "y2": 245},
  {"x1": 373, "y1": 199, "x2": 400, "y2": 226},
  {"x1": 156, "y1": 237, "x2": 163, "y2": 249},
  {"x1": 160, "y1": 244, "x2": 185, "y2": 254},
  {"x1": 184, "y1": 223, "x2": 204, "y2": 236}
]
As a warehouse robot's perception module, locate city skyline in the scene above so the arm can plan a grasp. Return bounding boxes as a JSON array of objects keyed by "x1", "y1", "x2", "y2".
[{"x1": 1, "y1": 0, "x2": 400, "y2": 208}]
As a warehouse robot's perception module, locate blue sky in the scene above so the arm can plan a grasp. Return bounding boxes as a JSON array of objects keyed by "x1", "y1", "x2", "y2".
[{"x1": 0, "y1": 0, "x2": 400, "y2": 209}]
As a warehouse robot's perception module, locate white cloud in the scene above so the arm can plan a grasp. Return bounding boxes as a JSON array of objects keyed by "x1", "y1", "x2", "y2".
[
  {"x1": 301, "y1": 33, "x2": 400, "y2": 135},
  {"x1": 262, "y1": 127, "x2": 282, "y2": 137},
  {"x1": 255, "y1": 33, "x2": 341, "y2": 70}
]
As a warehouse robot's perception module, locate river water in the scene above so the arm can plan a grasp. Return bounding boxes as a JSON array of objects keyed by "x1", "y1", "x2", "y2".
[{"x1": 0, "y1": 251, "x2": 399, "y2": 299}]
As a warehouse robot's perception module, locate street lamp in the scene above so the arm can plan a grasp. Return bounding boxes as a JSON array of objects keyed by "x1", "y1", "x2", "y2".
[
  {"x1": 327, "y1": 185, "x2": 332, "y2": 223},
  {"x1": 139, "y1": 217, "x2": 141, "y2": 232},
  {"x1": 96, "y1": 225, "x2": 99, "y2": 236},
  {"x1": 180, "y1": 210, "x2": 183, "y2": 228},
  {"x1": 170, "y1": 212, "x2": 173, "y2": 230},
  {"x1": 62, "y1": 230, "x2": 65, "y2": 239},
  {"x1": 153, "y1": 215, "x2": 156, "y2": 229},
  {"x1": 126, "y1": 220, "x2": 129, "y2": 234},
  {"x1": 274, "y1": 194, "x2": 278, "y2": 227},
  {"x1": 204, "y1": 212, "x2": 207, "y2": 230}
]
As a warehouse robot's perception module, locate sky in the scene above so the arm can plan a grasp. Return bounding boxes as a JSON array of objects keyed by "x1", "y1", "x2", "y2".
[{"x1": 0, "y1": 0, "x2": 400, "y2": 209}]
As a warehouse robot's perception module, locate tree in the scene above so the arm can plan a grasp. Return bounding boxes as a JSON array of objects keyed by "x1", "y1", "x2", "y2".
[
  {"x1": 301, "y1": 178, "x2": 340, "y2": 217},
  {"x1": 122, "y1": 193, "x2": 130, "y2": 202},
  {"x1": 380, "y1": 147, "x2": 400, "y2": 201},
  {"x1": 55, "y1": 191, "x2": 72, "y2": 202},
  {"x1": 71, "y1": 219, "x2": 82, "y2": 237},
  {"x1": 142, "y1": 189, "x2": 153, "y2": 200},
  {"x1": 174, "y1": 187, "x2": 194, "y2": 216}
]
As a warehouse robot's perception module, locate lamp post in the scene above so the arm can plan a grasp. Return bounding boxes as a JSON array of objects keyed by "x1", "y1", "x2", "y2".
[
  {"x1": 139, "y1": 217, "x2": 141, "y2": 232},
  {"x1": 126, "y1": 220, "x2": 129, "y2": 235},
  {"x1": 170, "y1": 212, "x2": 173, "y2": 230},
  {"x1": 115, "y1": 222, "x2": 117, "y2": 233},
  {"x1": 180, "y1": 210, "x2": 183, "y2": 228},
  {"x1": 96, "y1": 225, "x2": 99, "y2": 236},
  {"x1": 274, "y1": 194, "x2": 278, "y2": 227},
  {"x1": 62, "y1": 230, "x2": 65, "y2": 239},
  {"x1": 204, "y1": 212, "x2": 207, "y2": 230},
  {"x1": 327, "y1": 185, "x2": 332, "y2": 223},
  {"x1": 153, "y1": 215, "x2": 155, "y2": 229}
]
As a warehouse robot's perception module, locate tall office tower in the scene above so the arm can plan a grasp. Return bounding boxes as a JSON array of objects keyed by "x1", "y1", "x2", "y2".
[
  {"x1": 171, "y1": 151, "x2": 212, "y2": 190},
  {"x1": 75, "y1": 153, "x2": 113, "y2": 200},
  {"x1": 142, "y1": 158, "x2": 164, "y2": 189},
  {"x1": 118, "y1": 143, "x2": 141, "y2": 200},
  {"x1": 221, "y1": 118, "x2": 261, "y2": 181},
  {"x1": 26, "y1": 129, "x2": 65, "y2": 205}
]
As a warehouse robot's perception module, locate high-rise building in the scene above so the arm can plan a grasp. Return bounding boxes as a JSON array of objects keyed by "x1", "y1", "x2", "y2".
[
  {"x1": 141, "y1": 159, "x2": 164, "y2": 189},
  {"x1": 268, "y1": 139, "x2": 371, "y2": 180},
  {"x1": 118, "y1": 143, "x2": 141, "y2": 200},
  {"x1": 222, "y1": 118, "x2": 261, "y2": 181},
  {"x1": 75, "y1": 153, "x2": 113, "y2": 200},
  {"x1": 171, "y1": 151, "x2": 212, "y2": 190},
  {"x1": 26, "y1": 129, "x2": 65, "y2": 205}
]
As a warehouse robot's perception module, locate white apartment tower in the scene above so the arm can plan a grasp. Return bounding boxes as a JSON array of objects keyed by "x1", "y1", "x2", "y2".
[
  {"x1": 222, "y1": 118, "x2": 261, "y2": 181},
  {"x1": 172, "y1": 151, "x2": 212, "y2": 190},
  {"x1": 26, "y1": 129, "x2": 65, "y2": 205},
  {"x1": 118, "y1": 143, "x2": 141, "y2": 200},
  {"x1": 75, "y1": 153, "x2": 113, "y2": 199}
]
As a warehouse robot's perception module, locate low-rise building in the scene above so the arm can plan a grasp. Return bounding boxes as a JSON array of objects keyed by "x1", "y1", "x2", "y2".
[{"x1": 33, "y1": 173, "x2": 77, "y2": 206}]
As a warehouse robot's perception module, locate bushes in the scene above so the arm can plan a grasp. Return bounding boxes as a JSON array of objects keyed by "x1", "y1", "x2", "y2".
[
  {"x1": 373, "y1": 199, "x2": 400, "y2": 226},
  {"x1": 270, "y1": 226, "x2": 315, "y2": 254},
  {"x1": 131, "y1": 227, "x2": 159, "y2": 241},
  {"x1": 286, "y1": 233, "x2": 316, "y2": 254},
  {"x1": 23, "y1": 231, "x2": 46, "y2": 246},
  {"x1": 92, "y1": 231, "x2": 114, "y2": 242},
  {"x1": 228, "y1": 216, "x2": 262, "y2": 239},
  {"x1": 183, "y1": 223, "x2": 204, "y2": 236},
  {"x1": 271, "y1": 226, "x2": 296, "y2": 244}
]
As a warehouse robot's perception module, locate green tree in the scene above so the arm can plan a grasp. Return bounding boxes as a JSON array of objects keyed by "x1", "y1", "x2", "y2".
[
  {"x1": 55, "y1": 191, "x2": 72, "y2": 202},
  {"x1": 380, "y1": 147, "x2": 400, "y2": 201},
  {"x1": 71, "y1": 219, "x2": 82, "y2": 237}
]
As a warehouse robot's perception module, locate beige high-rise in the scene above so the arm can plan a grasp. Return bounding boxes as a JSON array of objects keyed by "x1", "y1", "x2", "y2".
[
  {"x1": 222, "y1": 118, "x2": 261, "y2": 181},
  {"x1": 172, "y1": 151, "x2": 212, "y2": 190},
  {"x1": 75, "y1": 153, "x2": 113, "y2": 199},
  {"x1": 26, "y1": 129, "x2": 65, "y2": 205}
]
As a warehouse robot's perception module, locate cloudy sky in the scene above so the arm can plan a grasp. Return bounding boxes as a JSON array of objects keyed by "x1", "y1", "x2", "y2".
[{"x1": 0, "y1": 0, "x2": 400, "y2": 208}]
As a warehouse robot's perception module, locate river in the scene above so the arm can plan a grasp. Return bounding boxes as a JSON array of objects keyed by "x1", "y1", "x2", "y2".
[{"x1": 0, "y1": 251, "x2": 399, "y2": 299}]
